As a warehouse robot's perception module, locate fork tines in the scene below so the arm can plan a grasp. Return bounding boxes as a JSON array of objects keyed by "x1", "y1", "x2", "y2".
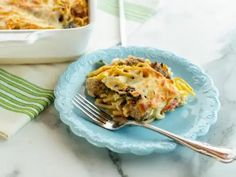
[{"x1": 73, "y1": 93, "x2": 112, "y2": 124}]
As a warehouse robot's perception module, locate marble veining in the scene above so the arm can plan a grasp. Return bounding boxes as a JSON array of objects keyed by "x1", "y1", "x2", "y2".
[
  {"x1": 5, "y1": 170, "x2": 20, "y2": 177},
  {"x1": 108, "y1": 151, "x2": 128, "y2": 177}
]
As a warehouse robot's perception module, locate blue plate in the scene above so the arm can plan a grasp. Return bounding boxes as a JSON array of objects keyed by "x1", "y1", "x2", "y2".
[{"x1": 54, "y1": 46, "x2": 220, "y2": 155}]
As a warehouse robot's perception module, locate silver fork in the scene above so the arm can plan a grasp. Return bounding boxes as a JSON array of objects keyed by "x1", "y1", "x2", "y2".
[{"x1": 73, "y1": 93, "x2": 236, "y2": 163}]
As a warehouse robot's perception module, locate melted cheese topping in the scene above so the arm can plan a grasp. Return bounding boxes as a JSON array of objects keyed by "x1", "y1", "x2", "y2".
[
  {"x1": 0, "y1": 0, "x2": 88, "y2": 29},
  {"x1": 86, "y1": 56, "x2": 195, "y2": 122}
]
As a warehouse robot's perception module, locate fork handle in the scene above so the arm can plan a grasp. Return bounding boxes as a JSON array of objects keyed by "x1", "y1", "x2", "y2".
[{"x1": 130, "y1": 121, "x2": 236, "y2": 163}]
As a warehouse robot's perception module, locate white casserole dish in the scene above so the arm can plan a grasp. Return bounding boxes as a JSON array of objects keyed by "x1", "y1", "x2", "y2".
[{"x1": 0, "y1": 0, "x2": 95, "y2": 64}]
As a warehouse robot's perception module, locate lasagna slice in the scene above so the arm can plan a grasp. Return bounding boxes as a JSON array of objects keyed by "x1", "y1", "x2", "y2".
[{"x1": 86, "y1": 56, "x2": 195, "y2": 122}]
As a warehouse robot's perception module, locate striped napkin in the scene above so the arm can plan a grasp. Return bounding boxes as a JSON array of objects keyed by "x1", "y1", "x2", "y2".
[
  {"x1": 0, "y1": 0, "x2": 159, "y2": 139},
  {"x1": 0, "y1": 64, "x2": 68, "y2": 139}
]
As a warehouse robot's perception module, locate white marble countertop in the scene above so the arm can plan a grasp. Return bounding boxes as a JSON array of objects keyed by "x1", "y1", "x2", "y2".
[
  {"x1": 1, "y1": 50, "x2": 236, "y2": 177},
  {"x1": 1, "y1": 0, "x2": 236, "y2": 176}
]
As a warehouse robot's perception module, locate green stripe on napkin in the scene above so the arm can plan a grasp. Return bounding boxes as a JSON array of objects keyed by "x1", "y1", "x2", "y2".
[
  {"x1": 98, "y1": 0, "x2": 157, "y2": 22},
  {"x1": 0, "y1": 69, "x2": 54, "y2": 119}
]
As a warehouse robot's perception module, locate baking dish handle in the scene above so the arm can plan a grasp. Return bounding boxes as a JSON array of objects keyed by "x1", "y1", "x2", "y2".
[{"x1": 0, "y1": 31, "x2": 52, "y2": 47}]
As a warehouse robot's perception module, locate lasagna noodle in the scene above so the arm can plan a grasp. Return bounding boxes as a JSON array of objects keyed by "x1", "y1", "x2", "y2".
[{"x1": 0, "y1": 0, "x2": 88, "y2": 29}]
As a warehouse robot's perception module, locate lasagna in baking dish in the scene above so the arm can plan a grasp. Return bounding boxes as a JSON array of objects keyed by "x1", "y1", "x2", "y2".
[
  {"x1": 0, "y1": 0, "x2": 88, "y2": 29},
  {"x1": 86, "y1": 56, "x2": 195, "y2": 123}
]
